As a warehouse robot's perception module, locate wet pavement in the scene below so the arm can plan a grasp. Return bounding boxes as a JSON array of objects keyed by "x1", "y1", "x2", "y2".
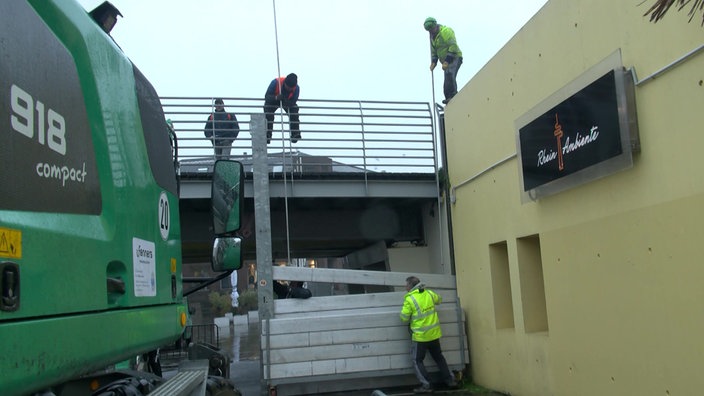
[{"x1": 218, "y1": 320, "x2": 262, "y2": 396}]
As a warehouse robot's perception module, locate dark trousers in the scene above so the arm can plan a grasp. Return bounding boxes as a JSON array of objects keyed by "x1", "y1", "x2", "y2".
[
  {"x1": 211, "y1": 137, "x2": 234, "y2": 160},
  {"x1": 443, "y1": 57, "x2": 463, "y2": 101},
  {"x1": 411, "y1": 339, "x2": 454, "y2": 388},
  {"x1": 264, "y1": 101, "x2": 300, "y2": 140}
]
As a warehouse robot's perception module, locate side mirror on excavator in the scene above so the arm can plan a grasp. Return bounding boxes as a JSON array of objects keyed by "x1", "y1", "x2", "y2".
[{"x1": 210, "y1": 160, "x2": 244, "y2": 272}]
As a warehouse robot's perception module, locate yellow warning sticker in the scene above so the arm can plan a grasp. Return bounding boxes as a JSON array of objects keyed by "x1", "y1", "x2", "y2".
[{"x1": 0, "y1": 227, "x2": 22, "y2": 259}]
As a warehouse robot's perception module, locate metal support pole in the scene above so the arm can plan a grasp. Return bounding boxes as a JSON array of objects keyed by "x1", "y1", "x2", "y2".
[
  {"x1": 430, "y1": 72, "x2": 446, "y2": 274},
  {"x1": 358, "y1": 101, "x2": 369, "y2": 194},
  {"x1": 455, "y1": 297, "x2": 467, "y2": 367},
  {"x1": 252, "y1": 113, "x2": 274, "y2": 395}
]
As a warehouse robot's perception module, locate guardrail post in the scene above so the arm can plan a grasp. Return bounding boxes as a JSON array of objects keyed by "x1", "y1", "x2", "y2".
[{"x1": 358, "y1": 101, "x2": 369, "y2": 193}]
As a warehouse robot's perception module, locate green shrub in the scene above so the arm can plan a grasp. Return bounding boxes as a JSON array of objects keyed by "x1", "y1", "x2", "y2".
[
  {"x1": 208, "y1": 291, "x2": 233, "y2": 317},
  {"x1": 237, "y1": 289, "x2": 258, "y2": 315}
]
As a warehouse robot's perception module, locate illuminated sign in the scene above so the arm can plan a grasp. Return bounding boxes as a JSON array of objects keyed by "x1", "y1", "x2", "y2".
[{"x1": 515, "y1": 50, "x2": 639, "y2": 202}]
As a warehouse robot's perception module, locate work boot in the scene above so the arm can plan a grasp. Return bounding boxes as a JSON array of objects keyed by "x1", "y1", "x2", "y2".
[
  {"x1": 442, "y1": 94, "x2": 455, "y2": 105},
  {"x1": 291, "y1": 132, "x2": 301, "y2": 144}
]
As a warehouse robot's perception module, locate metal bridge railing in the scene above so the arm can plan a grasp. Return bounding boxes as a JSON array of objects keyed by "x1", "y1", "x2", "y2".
[{"x1": 161, "y1": 97, "x2": 436, "y2": 175}]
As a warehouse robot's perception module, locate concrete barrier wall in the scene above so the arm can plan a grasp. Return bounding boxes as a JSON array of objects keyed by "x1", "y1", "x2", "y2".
[{"x1": 263, "y1": 267, "x2": 467, "y2": 395}]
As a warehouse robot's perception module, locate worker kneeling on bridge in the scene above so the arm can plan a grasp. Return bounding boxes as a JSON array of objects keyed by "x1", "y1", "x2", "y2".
[
  {"x1": 400, "y1": 276, "x2": 457, "y2": 393},
  {"x1": 264, "y1": 73, "x2": 301, "y2": 144}
]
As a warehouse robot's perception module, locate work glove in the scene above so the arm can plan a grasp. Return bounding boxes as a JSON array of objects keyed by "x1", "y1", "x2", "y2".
[
  {"x1": 442, "y1": 61, "x2": 449, "y2": 71},
  {"x1": 430, "y1": 62, "x2": 437, "y2": 71},
  {"x1": 275, "y1": 94, "x2": 284, "y2": 102}
]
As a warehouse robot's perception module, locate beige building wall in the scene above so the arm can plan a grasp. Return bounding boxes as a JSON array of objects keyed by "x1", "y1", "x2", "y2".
[{"x1": 444, "y1": 0, "x2": 704, "y2": 395}]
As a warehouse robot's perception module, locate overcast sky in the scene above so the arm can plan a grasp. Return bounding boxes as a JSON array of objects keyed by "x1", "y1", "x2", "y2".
[{"x1": 76, "y1": 0, "x2": 547, "y2": 104}]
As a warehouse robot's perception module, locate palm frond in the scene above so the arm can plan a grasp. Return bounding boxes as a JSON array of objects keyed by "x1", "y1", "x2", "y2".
[{"x1": 643, "y1": 0, "x2": 704, "y2": 25}]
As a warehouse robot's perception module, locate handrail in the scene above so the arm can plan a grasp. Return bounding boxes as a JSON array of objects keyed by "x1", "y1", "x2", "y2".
[{"x1": 161, "y1": 97, "x2": 436, "y2": 176}]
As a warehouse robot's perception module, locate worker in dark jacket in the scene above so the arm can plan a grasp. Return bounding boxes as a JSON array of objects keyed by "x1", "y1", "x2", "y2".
[
  {"x1": 264, "y1": 73, "x2": 300, "y2": 144},
  {"x1": 204, "y1": 98, "x2": 240, "y2": 160},
  {"x1": 273, "y1": 280, "x2": 312, "y2": 299}
]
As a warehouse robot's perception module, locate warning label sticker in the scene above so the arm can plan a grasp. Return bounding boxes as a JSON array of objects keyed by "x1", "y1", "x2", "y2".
[
  {"x1": 0, "y1": 227, "x2": 22, "y2": 259},
  {"x1": 133, "y1": 237, "x2": 156, "y2": 297}
]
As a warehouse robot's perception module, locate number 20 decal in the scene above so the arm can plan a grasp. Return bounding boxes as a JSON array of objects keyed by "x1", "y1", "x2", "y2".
[{"x1": 158, "y1": 192, "x2": 170, "y2": 241}]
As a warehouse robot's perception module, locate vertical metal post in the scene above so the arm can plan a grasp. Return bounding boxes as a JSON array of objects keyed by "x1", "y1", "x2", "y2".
[
  {"x1": 251, "y1": 113, "x2": 274, "y2": 394},
  {"x1": 429, "y1": 75, "x2": 447, "y2": 274},
  {"x1": 455, "y1": 297, "x2": 467, "y2": 367},
  {"x1": 436, "y1": 104, "x2": 457, "y2": 275},
  {"x1": 357, "y1": 101, "x2": 369, "y2": 194}
]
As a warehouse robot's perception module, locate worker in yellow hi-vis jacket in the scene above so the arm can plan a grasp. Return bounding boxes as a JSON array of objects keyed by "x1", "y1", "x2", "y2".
[
  {"x1": 400, "y1": 276, "x2": 458, "y2": 393},
  {"x1": 424, "y1": 17, "x2": 463, "y2": 105}
]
